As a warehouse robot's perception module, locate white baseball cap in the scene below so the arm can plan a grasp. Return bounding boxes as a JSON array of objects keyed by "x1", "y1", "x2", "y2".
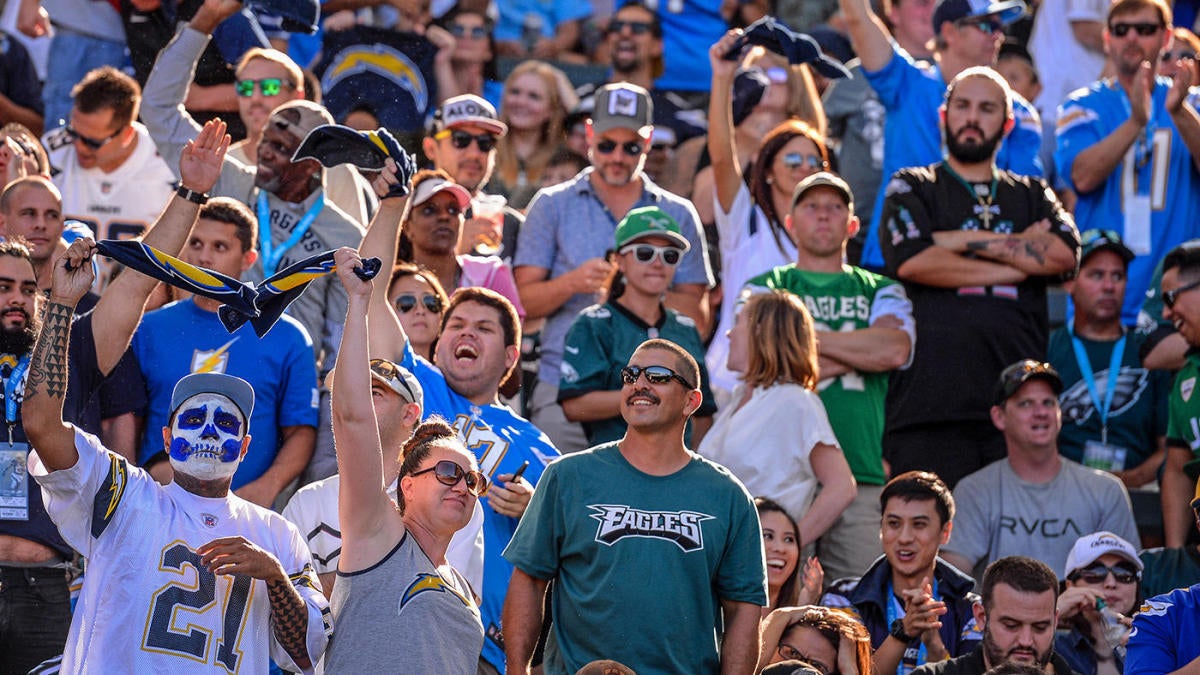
[{"x1": 1063, "y1": 531, "x2": 1143, "y2": 580}]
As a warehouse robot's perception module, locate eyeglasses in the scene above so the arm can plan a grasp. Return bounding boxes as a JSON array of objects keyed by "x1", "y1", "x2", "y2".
[
  {"x1": 957, "y1": 17, "x2": 1003, "y2": 34},
  {"x1": 1163, "y1": 278, "x2": 1200, "y2": 309},
  {"x1": 235, "y1": 78, "x2": 289, "y2": 97},
  {"x1": 596, "y1": 139, "x2": 645, "y2": 157},
  {"x1": 395, "y1": 292, "x2": 444, "y2": 314},
  {"x1": 409, "y1": 459, "x2": 489, "y2": 496},
  {"x1": 450, "y1": 24, "x2": 488, "y2": 39},
  {"x1": 619, "y1": 243, "x2": 683, "y2": 266},
  {"x1": 608, "y1": 19, "x2": 654, "y2": 35},
  {"x1": 1069, "y1": 562, "x2": 1140, "y2": 585},
  {"x1": 782, "y1": 153, "x2": 825, "y2": 170},
  {"x1": 777, "y1": 644, "x2": 832, "y2": 675},
  {"x1": 1110, "y1": 22, "x2": 1162, "y2": 37},
  {"x1": 368, "y1": 358, "x2": 420, "y2": 403},
  {"x1": 620, "y1": 364, "x2": 695, "y2": 389},
  {"x1": 64, "y1": 124, "x2": 120, "y2": 151},
  {"x1": 418, "y1": 202, "x2": 463, "y2": 217},
  {"x1": 437, "y1": 129, "x2": 497, "y2": 152},
  {"x1": 1162, "y1": 49, "x2": 1197, "y2": 62}
]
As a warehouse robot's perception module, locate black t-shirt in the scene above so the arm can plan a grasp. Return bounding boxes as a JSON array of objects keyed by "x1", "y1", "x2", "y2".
[
  {"x1": 0, "y1": 312, "x2": 146, "y2": 559},
  {"x1": 879, "y1": 163, "x2": 1080, "y2": 429}
]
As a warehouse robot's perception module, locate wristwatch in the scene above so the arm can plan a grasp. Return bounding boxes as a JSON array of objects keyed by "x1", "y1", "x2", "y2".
[
  {"x1": 175, "y1": 185, "x2": 208, "y2": 205},
  {"x1": 890, "y1": 618, "x2": 914, "y2": 642}
]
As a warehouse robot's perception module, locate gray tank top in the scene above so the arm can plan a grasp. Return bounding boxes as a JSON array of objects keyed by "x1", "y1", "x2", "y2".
[{"x1": 324, "y1": 533, "x2": 484, "y2": 673}]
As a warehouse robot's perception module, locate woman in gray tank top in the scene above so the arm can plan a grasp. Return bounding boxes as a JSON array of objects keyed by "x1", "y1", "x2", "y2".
[{"x1": 323, "y1": 247, "x2": 486, "y2": 673}]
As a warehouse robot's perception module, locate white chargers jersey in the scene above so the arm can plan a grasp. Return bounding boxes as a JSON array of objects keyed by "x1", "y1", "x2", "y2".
[
  {"x1": 43, "y1": 122, "x2": 176, "y2": 286},
  {"x1": 30, "y1": 428, "x2": 332, "y2": 674}
]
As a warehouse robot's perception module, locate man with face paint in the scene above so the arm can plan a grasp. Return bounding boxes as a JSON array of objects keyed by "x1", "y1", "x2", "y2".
[
  {"x1": 141, "y1": 0, "x2": 365, "y2": 484},
  {"x1": 0, "y1": 119, "x2": 232, "y2": 674},
  {"x1": 23, "y1": 240, "x2": 332, "y2": 672},
  {"x1": 878, "y1": 67, "x2": 1080, "y2": 489},
  {"x1": 910, "y1": 557, "x2": 1073, "y2": 675}
]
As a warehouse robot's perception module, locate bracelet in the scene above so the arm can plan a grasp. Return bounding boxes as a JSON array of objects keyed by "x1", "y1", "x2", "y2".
[{"x1": 175, "y1": 185, "x2": 208, "y2": 205}]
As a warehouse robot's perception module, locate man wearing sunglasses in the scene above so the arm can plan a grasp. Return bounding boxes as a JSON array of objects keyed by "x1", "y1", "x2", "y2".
[
  {"x1": 42, "y1": 65, "x2": 175, "y2": 287},
  {"x1": 1056, "y1": 0, "x2": 1200, "y2": 327},
  {"x1": 941, "y1": 360, "x2": 1139, "y2": 582},
  {"x1": 746, "y1": 171, "x2": 915, "y2": 583},
  {"x1": 1048, "y1": 230, "x2": 1170, "y2": 491},
  {"x1": 836, "y1": 0, "x2": 1044, "y2": 271},
  {"x1": 1157, "y1": 243, "x2": 1200, "y2": 550},
  {"x1": 505, "y1": 338, "x2": 766, "y2": 675},
  {"x1": 516, "y1": 82, "x2": 714, "y2": 454}
]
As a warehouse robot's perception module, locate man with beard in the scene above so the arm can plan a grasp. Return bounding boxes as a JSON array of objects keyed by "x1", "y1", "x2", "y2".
[
  {"x1": 23, "y1": 242, "x2": 329, "y2": 672},
  {"x1": 911, "y1": 556, "x2": 1074, "y2": 675},
  {"x1": 0, "y1": 120, "x2": 221, "y2": 674},
  {"x1": 879, "y1": 67, "x2": 1080, "y2": 488},
  {"x1": 141, "y1": 0, "x2": 365, "y2": 483},
  {"x1": 1047, "y1": 229, "x2": 1169, "y2": 488},
  {"x1": 515, "y1": 82, "x2": 713, "y2": 454},
  {"x1": 1056, "y1": 0, "x2": 1200, "y2": 326},
  {"x1": 503, "y1": 338, "x2": 765, "y2": 675}
]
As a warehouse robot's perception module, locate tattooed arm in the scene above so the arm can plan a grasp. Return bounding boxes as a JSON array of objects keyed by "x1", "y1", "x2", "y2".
[{"x1": 23, "y1": 238, "x2": 98, "y2": 471}]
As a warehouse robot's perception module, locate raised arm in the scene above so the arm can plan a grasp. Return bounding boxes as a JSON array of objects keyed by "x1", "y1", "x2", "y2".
[
  {"x1": 359, "y1": 157, "x2": 412, "y2": 362},
  {"x1": 837, "y1": 0, "x2": 899, "y2": 72},
  {"x1": 708, "y1": 30, "x2": 747, "y2": 214},
  {"x1": 329, "y1": 247, "x2": 407, "y2": 568},
  {"x1": 23, "y1": 239, "x2": 98, "y2": 470},
  {"x1": 1068, "y1": 64, "x2": 1151, "y2": 193},
  {"x1": 91, "y1": 118, "x2": 230, "y2": 375}
]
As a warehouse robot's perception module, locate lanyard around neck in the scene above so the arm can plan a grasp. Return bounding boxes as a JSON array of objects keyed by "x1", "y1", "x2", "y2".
[
  {"x1": 256, "y1": 191, "x2": 324, "y2": 277},
  {"x1": 1067, "y1": 323, "x2": 1126, "y2": 444}
]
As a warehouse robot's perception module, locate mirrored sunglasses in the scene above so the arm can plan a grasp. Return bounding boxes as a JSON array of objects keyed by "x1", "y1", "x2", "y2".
[
  {"x1": 235, "y1": 78, "x2": 287, "y2": 97},
  {"x1": 620, "y1": 364, "x2": 695, "y2": 389},
  {"x1": 395, "y1": 292, "x2": 444, "y2": 314}
]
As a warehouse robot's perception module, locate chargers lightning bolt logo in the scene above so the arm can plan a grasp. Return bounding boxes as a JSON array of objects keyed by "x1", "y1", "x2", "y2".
[
  {"x1": 91, "y1": 454, "x2": 128, "y2": 538},
  {"x1": 398, "y1": 573, "x2": 472, "y2": 613}
]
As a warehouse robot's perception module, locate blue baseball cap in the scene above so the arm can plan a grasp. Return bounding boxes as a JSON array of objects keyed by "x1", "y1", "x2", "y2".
[{"x1": 932, "y1": 0, "x2": 1027, "y2": 34}]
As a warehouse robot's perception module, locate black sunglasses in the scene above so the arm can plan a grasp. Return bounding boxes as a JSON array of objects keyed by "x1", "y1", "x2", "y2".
[
  {"x1": 620, "y1": 364, "x2": 695, "y2": 389},
  {"x1": 368, "y1": 358, "x2": 420, "y2": 403},
  {"x1": 235, "y1": 77, "x2": 288, "y2": 97},
  {"x1": 440, "y1": 129, "x2": 497, "y2": 152},
  {"x1": 410, "y1": 459, "x2": 489, "y2": 496},
  {"x1": 395, "y1": 292, "x2": 444, "y2": 314},
  {"x1": 1163, "y1": 278, "x2": 1200, "y2": 309},
  {"x1": 1070, "y1": 562, "x2": 1140, "y2": 585},
  {"x1": 596, "y1": 139, "x2": 645, "y2": 157},
  {"x1": 1163, "y1": 49, "x2": 1198, "y2": 62},
  {"x1": 450, "y1": 24, "x2": 488, "y2": 39},
  {"x1": 64, "y1": 124, "x2": 120, "y2": 151},
  {"x1": 609, "y1": 19, "x2": 654, "y2": 35},
  {"x1": 1110, "y1": 21, "x2": 1162, "y2": 37}
]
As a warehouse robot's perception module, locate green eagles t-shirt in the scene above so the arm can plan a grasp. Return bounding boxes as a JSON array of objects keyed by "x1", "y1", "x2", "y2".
[
  {"x1": 744, "y1": 264, "x2": 914, "y2": 485},
  {"x1": 1047, "y1": 327, "x2": 1168, "y2": 470},
  {"x1": 502, "y1": 443, "x2": 767, "y2": 675},
  {"x1": 1167, "y1": 352, "x2": 1200, "y2": 458}
]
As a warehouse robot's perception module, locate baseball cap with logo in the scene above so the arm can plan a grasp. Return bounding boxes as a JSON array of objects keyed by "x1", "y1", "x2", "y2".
[
  {"x1": 790, "y1": 171, "x2": 855, "y2": 211},
  {"x1": 269, "y1": 100, "x2": 335, "y2": 141},
  {"x1": 614, "y1": 206, "x2": 691, "y2": 250},
  {"x1": 592, "y1": 83, "x2": 653, "y2": 138},
  {"x1": 431, "y1": 94, "x2": 508, "y2": 136},
  {"x1": 993, "y1": 359, "x2": 1063, "y2": 404},
  {"x1": 1079, "y1": 229, "x2": 1135, "y2": 267},
  {"x1": 932, "y1": 0, "x2": 1027, "y2": 34},
  {"x1": 1062, "y1": 531, "x2": 1143, "y2": 580},
  {"x1": 368, "y1": 358, "x2": 424, "y2": 409}
]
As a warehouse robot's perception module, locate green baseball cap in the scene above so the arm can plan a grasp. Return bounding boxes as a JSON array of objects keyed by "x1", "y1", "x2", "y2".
[{"x1": 614, "y1": 206, "x2": 691, "y2": 251}]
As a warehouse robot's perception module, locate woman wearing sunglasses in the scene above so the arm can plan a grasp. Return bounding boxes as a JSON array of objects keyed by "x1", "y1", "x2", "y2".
[
  {"x1": 325, "y1": 246, "x2": 486, "y2": 673},
  {"x1": 759, "y1": 605, "x2": 873, "y2": 675},
  {"x1": 1055, "y1": 532, "x2": 1144, "y2": 675},
  {"x1": 706, "y1": 29, "x2": 832, "y2": 405},
  {"x1": 700, "y1": 291, "x2": 856, "y2": 554},
  {"x1": 558, "y1": 206, "x2": 717, "y2": 447},
  {"x1": 398, "y1": 170, "x2": 525, "y2": 321},
  {"x1": 387, "y1": 262, "x2": 450, "y2": 361}
]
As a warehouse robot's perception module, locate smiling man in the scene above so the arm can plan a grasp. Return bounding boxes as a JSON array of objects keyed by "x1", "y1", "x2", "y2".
[
  {"x1": 940, "y1": 360, "x2": 1139, "y2": 581},
  {"x1": 503, "y1": 338, "x2": 766, "y2": 675},
  {"x1": 1158, "y1": 242, "x2": 1200, "y2": 548}
]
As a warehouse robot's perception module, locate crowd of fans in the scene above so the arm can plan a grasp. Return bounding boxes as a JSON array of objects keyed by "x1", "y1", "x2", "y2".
[{"x1": 6, "y1": 0, "x2": 1200, "y2": 672}]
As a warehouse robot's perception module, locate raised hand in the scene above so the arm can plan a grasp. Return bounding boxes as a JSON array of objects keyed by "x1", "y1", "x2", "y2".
[
  {"x1": 49, "y1": 237, "x2": 97, "y2": 304},
  {"x1": 333, "y1": 246, "x2": 372, "y2": 299},
  {"x1": 1131, "y1": 61, "x2": 1153, "y2": 126},
  {"x1": 179, "y1": 119, "x2": 231, "y2": 194},
  {"x1": 1167, "y1": 58, "x2": 1197, "y2": 114},
  {"x1": 709, "y1": 29, "x2": 745, "y2": 78}
]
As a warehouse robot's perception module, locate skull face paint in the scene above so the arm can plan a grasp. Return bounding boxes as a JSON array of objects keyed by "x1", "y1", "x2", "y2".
[{"x1": 167, "y1": 393, "x2": 247, "y2": 481}]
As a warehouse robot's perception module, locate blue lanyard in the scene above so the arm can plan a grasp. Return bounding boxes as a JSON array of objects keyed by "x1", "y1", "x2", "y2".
[
  {"x1": 1115, "y1": 81, "x2": 1157, "y2": 176},
  {"x1": 256, "y1": 191, "x2": 324, "y2": 277},
  {"x1": 1068, "y1": 323, "x2": 1126, "y2": 444},
  {"x1": 886, "y1": 577, "x2": 938, "y2": 675},
  {"x1": 4, "y1": 354, "x2": 29, "y2": 443}
]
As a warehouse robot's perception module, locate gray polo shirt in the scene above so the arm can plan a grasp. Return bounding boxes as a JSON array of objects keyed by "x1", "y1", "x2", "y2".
[{"x1": 515, "y1": 168, "x2": 714, "y2": 385}]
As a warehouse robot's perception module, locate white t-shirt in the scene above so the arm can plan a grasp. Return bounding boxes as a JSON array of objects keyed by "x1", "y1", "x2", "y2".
[
  {"x1": 707, "y1": 183, "x2": 797, "y2": 402},
  {"x1": 44, "y1": 121, "x2": 176, "y2": 285},
  {"x1": 1029, "y1": 0, "x2": 1108, "y2": 121},
  {"x1": 31, "y1": 428, "x2": 331, "y2": 674},
  {"x1": 283, "y1": 473, "x2": 486, "y2": 592},
  {"x1": 698, "y1": 382, "x2": 841, "y2": 520}
]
